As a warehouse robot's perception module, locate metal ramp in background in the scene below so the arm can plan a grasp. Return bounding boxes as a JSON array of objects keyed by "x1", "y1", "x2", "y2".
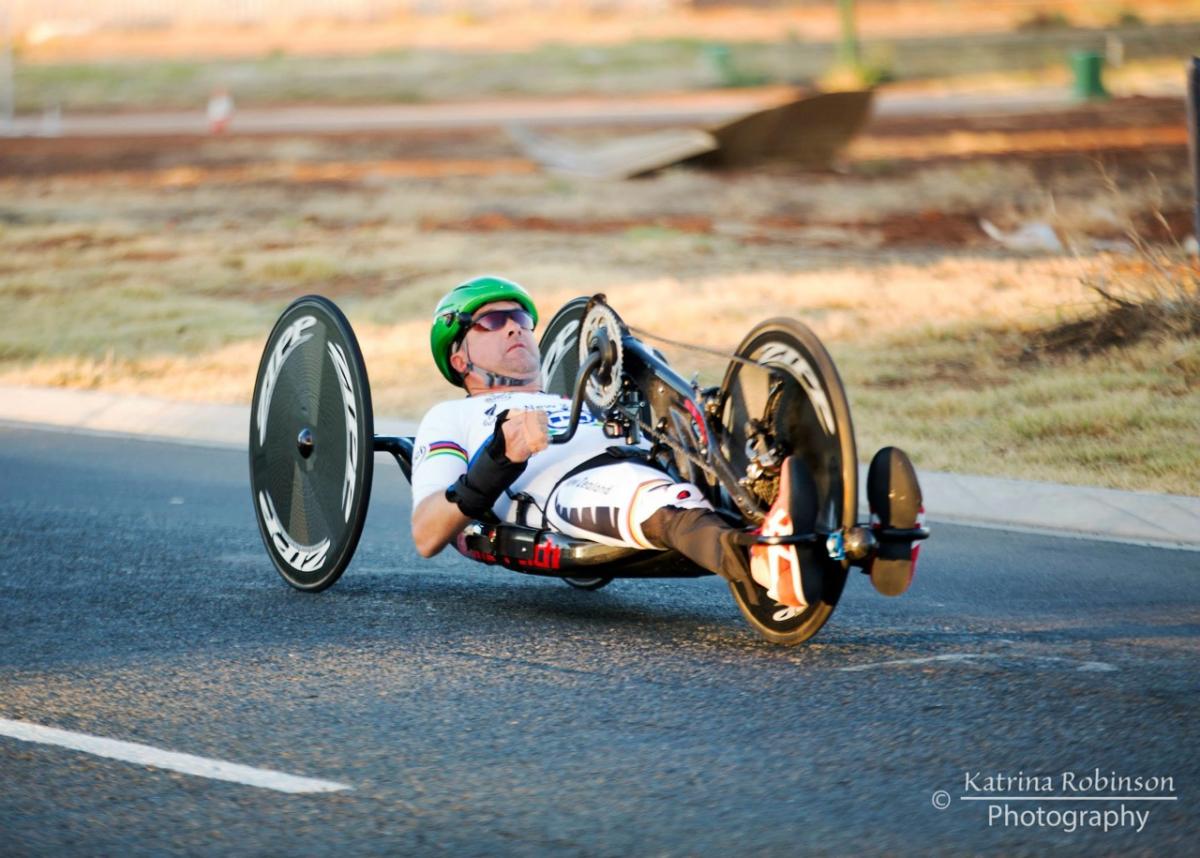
[
  {"x1": 508, "y1": 89, "x2": 875, "y2": 179},
  {"x1": 506, "y1": 125, "x2": 718, "y2": 180}
]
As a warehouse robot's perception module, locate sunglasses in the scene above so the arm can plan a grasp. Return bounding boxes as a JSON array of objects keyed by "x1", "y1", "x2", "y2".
[{"x1": 456, "y1": 308, "x2": 535, "y2": 333}]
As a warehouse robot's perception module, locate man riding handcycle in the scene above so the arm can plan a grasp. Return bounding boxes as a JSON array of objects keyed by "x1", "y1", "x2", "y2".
[{"x1": 249, "y1": 276, "x2": 928, "y2": 644}]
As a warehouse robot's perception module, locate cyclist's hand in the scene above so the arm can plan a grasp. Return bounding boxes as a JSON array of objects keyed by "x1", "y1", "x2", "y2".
[{"x1": 501, "y1": 408, "x2": 550, "y2": 463}]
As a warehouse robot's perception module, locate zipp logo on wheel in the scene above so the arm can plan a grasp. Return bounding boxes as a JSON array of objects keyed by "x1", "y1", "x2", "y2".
[
  {"x1": 256, "y1": 315, "x2": 316, "y2": 447},
  {"x1": 540, "y1": 319, "x2": 580, "y2": 386},
  {"x1": 257, "y1": 490, "x2": 330, "y2": 571},
  {"x1": 327, "y1": 341, "x2": 359, "y2": 523}
]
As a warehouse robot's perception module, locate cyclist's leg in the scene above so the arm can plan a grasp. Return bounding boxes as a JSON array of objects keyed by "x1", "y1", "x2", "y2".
[
  {"x1": 640, "y1": 505, "x2": 755, "y2": 590},
  {"x1": 639, "y1": 459, "x2": 816, "y2": 607},
  {"x1": 545, "y1": 459, "x2": 710, "y2": 548},
  {"x1": 545, "y1": 461, "x2": 754, "y2": 588}
]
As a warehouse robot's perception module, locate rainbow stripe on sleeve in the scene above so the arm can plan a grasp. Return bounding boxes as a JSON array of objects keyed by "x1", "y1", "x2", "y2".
[{"x1": 427, "y1": 441, "x2": 468, "y2": 463}]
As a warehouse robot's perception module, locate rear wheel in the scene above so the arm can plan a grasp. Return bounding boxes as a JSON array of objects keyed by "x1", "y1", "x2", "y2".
[
  {"x1": 717, "y1": 318, "x2": 857, "y2": 644},
  {"x1": 248, "y1": 295, "x2": 374, "y2": 592}
]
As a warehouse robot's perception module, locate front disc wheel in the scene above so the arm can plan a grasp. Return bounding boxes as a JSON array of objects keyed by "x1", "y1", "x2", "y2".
[{"x1": 718, "y1": 318, "x2": 857, "y2": 644}]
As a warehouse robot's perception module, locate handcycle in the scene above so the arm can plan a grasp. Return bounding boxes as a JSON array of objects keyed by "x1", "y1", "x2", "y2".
[{"x1": 249, "y1": 293, "x2": 928, "y2": 644}]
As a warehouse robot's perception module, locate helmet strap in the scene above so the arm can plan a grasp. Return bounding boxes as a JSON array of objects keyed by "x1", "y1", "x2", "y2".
[{"x1": 461, "y1": 341, "x2": 539, "y2": 390}]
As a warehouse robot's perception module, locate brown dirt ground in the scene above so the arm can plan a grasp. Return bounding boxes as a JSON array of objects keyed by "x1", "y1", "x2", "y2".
[{"x1": 2, "y1": 95, "x2": 1191, "y2": 251}]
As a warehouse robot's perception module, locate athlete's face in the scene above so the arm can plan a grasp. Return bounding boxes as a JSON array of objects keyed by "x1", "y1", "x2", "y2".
[{"x1": 449, "y1": 300, "x2": 541, "y2": 389}]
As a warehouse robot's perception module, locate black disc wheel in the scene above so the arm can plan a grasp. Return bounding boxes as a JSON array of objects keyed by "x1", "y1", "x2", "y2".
[
  {"x1": 717, "y1": 318, "x2": 857, "y2": 645},
  {"x1": 562, "y1": 576, "x2": 614, "y2": 591},
  {"x1": 539, "y1": 296, "x2": 591, "y2": 399},
  {"x1": 249, "y1": 295, "x2": 374, "y2": 592}
]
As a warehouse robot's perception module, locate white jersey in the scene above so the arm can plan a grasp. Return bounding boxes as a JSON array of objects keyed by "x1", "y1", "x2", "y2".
[
  {"x1": 410, "y1": 391, "x2": 615, "y2": 523},
  {"x1": 412, "y1": 391, "x2": 714, "y2": 550}
]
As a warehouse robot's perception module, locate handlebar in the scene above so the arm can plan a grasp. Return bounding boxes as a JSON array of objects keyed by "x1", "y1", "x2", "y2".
[{"x1": 550, "y1": 349, "x2": 603, "y2": 445}]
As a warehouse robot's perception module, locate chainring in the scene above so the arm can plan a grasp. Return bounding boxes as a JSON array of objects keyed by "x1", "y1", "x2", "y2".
[{"x1": 578, "y1": 299, "x2": 625, "y2": 410}]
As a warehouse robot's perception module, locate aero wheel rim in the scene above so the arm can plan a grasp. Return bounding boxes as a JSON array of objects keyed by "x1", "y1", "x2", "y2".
[
  {"x1": 719, "y1": 331, "x2": 855, "y2": 534},
  {"x1": 249, "y1": 296, "x2": 373, "y2": 590},
  {"x1": 539, "y1": 296, "x2": 590, "y2": 399},
  {"x1": 717, "y1": 320, "x2": 856, "y2": 640}
]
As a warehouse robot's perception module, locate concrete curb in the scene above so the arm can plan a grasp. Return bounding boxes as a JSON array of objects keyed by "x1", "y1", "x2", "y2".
[
  {"x1": 2, "y1": 385, "x2": 1196, "y2": 551},
  {"x1": 0, "y1": 385, "x2": 417, "y2": 448},
  {"x1": 886, "y1": 469, "x2": 1199, "y2": 552}
]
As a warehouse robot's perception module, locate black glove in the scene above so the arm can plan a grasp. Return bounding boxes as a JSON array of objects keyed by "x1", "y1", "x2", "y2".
[{"x1": 445, "y1": 409, "x2": 528, "y2": 520}]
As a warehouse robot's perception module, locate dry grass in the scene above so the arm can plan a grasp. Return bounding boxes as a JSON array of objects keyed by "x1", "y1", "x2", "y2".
[
  {"x1": 842, "y1": 323, "x2": 1200, "y2": 494},
  {"x1": 12, "y1": 9, "x2": 1200, "y2": 114},
  {"x1": 2, "y1": 136, "x2": 1196, "y2": 494},
  {"x1": 1032, "y1": 169, "x2": 1200, "y2": 355},
  {"x1": 18, "y1": 3, "x2": 1200, "y2": 61}
]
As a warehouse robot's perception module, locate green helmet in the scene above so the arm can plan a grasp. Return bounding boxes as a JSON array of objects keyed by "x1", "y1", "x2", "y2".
[{"x1": 430, "y1": 275, "x2": 539, "y2": 386}]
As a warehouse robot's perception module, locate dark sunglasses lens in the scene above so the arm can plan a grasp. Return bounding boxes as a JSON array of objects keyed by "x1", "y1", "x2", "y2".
[{"x1": 474, "y1": 310, "x2": 532, "y2": 331}]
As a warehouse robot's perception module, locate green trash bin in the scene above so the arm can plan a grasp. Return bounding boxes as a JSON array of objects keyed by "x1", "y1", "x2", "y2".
[
  {"x1": 1071, "y1": 51, "x2": 1108, "y2": 100},
  {"x1": 704, "y1": 44, "x2": 736, "y2": 87}
]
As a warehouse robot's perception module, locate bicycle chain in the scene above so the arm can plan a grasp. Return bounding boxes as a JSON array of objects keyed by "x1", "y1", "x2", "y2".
[
  {"x1": 623, "y1": 322, "x2": 768, "y2": 480},
  {"x1": 603, "y1": 321, "x2": 778, "y2": 509},
  {"x1": 626, "y1": 325, "x2": 765, "y2": 369}
]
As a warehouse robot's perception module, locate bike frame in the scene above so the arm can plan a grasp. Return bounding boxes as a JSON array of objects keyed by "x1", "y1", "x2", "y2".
[
  {"x1": 547, "y1": 322, "x2": 816, "y2": 537},
  {"x1": 546, "y1": 317, "x2": 930, "y2": 558},
  {"x1": 607, "y1": 334, "x2": 769, "y2": 523}
]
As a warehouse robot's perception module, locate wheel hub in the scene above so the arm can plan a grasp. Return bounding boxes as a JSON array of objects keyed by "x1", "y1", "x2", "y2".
[{"x1": 297, "y1": 427, "x2": 315, "y2": 459}]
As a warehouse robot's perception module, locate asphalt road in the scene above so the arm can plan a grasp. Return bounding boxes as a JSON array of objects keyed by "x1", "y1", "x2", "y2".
[{"x1": 1, "y1": 425, "x2": 1196, "y2": 856}]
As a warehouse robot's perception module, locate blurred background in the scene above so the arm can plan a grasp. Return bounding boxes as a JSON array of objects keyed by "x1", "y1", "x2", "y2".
[
  {"x1": 4, "y1": 1, "x2": 1199, "y2": 108},
  {"x1": 1, "y1": 0, "x2": 1198, "y2": 494}
]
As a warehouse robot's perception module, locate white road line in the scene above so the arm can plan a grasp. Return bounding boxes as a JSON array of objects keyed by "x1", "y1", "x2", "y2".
[
  {"x1": 838, "y1": 653, "x2": 1119, "y2": 673},
  {"x1": 0, "y1": 718, "x2": 351, "y2": 794},
  {"x1": 839, "y1": 653, "x2": 994, "y2": 672},
  {"x1": 1076, "y1": 661, "x2": 1119, "y2": 672}
]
